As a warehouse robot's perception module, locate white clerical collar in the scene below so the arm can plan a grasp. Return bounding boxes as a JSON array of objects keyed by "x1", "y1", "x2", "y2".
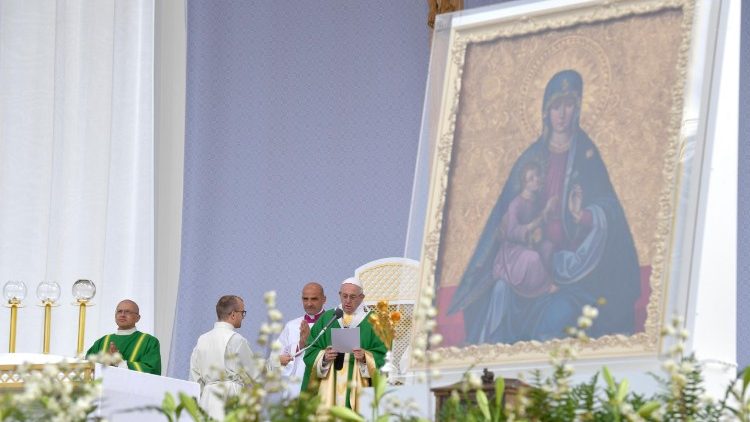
[
  {"x1": 304, "y1": 309, "x2": 325, "y2": 324},
  {"x1": 117, "y1": 327, "x2": 137, "y2": 335},
  {"x1": 215, "y1": 321, "x2": 235, "y2": 331}
]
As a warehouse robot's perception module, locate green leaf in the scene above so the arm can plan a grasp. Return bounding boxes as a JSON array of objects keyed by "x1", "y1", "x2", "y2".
[
  {"x1": 602, "y1": 366, "x2": 615, "y2": 391},
  {"x1": 742, "y1": 366, "x2": 750, "y2": 393},
  {"x1": 178, "y1": 392, "x2": 203, "y2": 421},
  {"x1": 376, "y1": 415, "x2": 390, "y2": 422},
  {"x1": 175, "y1": 402, "x2": 184, "y2": 420},
  {"x1": 616, "y1": 379, "x2": 629, "y2": 402},
  {"x1": 495, "y1": 377, "x2": 505, "y2": 410},
  {"x1": 374, "y1": 369, "x2": 387, "y2": 403},
  {"x1": 329, "y1": 405, "x2": 366, "y2": 422},
  {"x1": 162, "y1": 392, "x2": 176, "y2": 414},
  {"x1": 476, "y1": 389, "x2": 491, "y2": 421},
  {"x1": 637, "y1": 401, "x2": 661, "y2": 417}
]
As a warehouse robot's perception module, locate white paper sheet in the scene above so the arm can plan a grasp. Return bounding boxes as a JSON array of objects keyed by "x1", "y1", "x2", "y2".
[{"x1": 331, "y1": 327, "x2": 360, "y2": 353}]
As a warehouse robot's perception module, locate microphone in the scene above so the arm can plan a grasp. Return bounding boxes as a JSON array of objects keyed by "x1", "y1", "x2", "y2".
[{"x1": 294, "y1": 308, "x2": 344, "y2": 357}]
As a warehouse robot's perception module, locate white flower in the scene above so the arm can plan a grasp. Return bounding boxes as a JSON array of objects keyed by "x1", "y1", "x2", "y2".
[
  {"x1": 562, "y1": 364, "x2": 575, "y2": 376},
  {"x1": 671, "y1": 373, "x2": 688, "y2": 386},
  {"x1": 669, "y1": 343, "x2": 684, "y2": 355},
  {"x1": 661, "y1": 325, "x2": 676, "y2": 336},
  {"x1": 264, "y1": 291, "x2": 277, "y2": 306},
  {"x1": 577, "y1": 316, "x2": 592, "y2": 328},
  {"x1": 620, "y1": 402, "x2": 634, "y2": 414},
  {"x1": 268, "y1": 309, "x2": 283, "y2": 322},
  {"x1": 680, "y1": 361, "x2": 695, "y2": 373},
  {"x1": 582, "y1": 305, "x2": 599, "y2": 319},
  {"x1": 700, "y1": 393, "x2": 715, "y2": 405},
  {"x1": 467, "y1": 372, "x2": 482, "y2": 389},
  {"x1": 662, "y1": 359, "x2": 677, "y2": 372},
  {"x1": 43, "y1": 364, "x2": 59, "y2": 377}
]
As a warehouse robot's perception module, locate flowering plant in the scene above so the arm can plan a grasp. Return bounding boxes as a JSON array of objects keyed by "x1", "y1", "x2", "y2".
[
  {"x1": 0, "y1": 360, "x2": 102, "y2": 422},
  {"x1": 148, "y1": 291, "x2": 750, "y2": 422},
  {"x1": 436, "y1": 309, "x2": 750, "y2": 422},
  {"x1": 368, "y1": 300, "x2": 402, "y2": 350}
]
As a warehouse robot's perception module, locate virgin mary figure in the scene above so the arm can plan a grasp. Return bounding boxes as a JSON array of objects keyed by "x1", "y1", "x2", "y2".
[{"x1": 447, "y1": 69, "x2": 641, "y2": 345}]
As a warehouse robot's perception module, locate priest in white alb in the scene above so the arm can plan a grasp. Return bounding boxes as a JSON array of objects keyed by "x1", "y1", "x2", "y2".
[
  {"x1": 276, "y1": 281, "x2": 327, "y2": 396},
  {"x1": 189, "y1": 295, "x2": 258, "y2": 420}
]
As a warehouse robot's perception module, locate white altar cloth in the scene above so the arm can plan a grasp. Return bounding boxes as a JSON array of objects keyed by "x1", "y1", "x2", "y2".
[{"x1": 95, "y1": 364, "x2": 200, "y2": 421}]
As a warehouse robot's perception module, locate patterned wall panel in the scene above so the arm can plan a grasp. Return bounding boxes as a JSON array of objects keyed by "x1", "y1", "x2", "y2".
[{"x1": 738, "y1": 0, "x2": 749, "y2": 372}]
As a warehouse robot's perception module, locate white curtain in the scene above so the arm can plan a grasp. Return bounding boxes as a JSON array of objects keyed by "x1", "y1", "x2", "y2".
[{"x1": 0, "y1": 1, "x2": 154, "y2": 356}]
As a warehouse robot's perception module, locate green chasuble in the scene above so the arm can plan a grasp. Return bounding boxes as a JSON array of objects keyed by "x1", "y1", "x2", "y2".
[
  {"x1": 86, "y1": 331, "x2": 161, "y2": 375},
  {"x1": 300, "y1": 308, "x2": 386, "y2": 410}
]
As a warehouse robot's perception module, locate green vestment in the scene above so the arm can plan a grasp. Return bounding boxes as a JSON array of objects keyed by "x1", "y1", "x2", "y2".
[
  {"x1": 86, "y1": 331, "x2": 161, "y2": 375},
  {"x1": 300, "y1": 308, "x2": 386, "y2": 409}
]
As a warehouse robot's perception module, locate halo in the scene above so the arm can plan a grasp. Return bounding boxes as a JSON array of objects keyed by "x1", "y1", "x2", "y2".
[{"x1": 518, "y1": 35, "x2": 612, "y2": 140}]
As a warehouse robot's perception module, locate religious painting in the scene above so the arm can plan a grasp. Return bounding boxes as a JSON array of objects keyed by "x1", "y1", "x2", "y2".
[{"x1": 411, "y1": 0, "x2": 723, "y2": 369}]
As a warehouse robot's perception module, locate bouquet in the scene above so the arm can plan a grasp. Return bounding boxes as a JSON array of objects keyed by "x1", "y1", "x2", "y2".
[{"x1": 368, "y1": 300, "x2": 401, "y2": 350}]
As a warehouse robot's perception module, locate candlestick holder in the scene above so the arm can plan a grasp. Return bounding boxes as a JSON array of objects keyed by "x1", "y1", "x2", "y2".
[
  {"x1": 36, "y1": 281, "x2": 61, "y2": 354},
  {"x1": 72, "y1": 279, "x2": 96, "y2": 356},
  {"x1": 3, "y1": 280, "x2": 27, "y2": 353}
]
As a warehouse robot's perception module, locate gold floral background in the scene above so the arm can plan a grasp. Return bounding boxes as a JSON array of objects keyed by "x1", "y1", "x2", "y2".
[{"x1": 437, "y1": 8, "x2": 684, "y2": 289}]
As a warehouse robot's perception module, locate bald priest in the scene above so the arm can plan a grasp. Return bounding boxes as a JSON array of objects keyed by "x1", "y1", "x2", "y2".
[{"x1": 86, "y1": 299, "x2": 161, "y2": 375}]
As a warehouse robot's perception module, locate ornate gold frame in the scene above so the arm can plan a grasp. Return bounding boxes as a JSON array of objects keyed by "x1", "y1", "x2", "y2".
[{"x1": 410, "y1": 0, "x2": 723, "y2": 370}]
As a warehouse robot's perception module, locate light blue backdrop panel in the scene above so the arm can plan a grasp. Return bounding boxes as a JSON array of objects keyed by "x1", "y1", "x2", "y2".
[
  {"x1": 169, "y1": 2, "x2": 430, "y2": 378},
  {"x1": 738, "y1": 0, "x2": 749, "y2": 372}
]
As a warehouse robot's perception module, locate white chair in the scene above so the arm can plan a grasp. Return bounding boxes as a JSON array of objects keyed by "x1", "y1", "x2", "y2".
[{"x1": 355, "y1": 257, "x2": 419, "y2": 377}]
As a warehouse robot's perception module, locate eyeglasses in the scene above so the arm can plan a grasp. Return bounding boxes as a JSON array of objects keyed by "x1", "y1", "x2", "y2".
[
  {"x1": 339, "y1": 293, "x2": 363, "y2": 301},
  {"x1": 234, "y1": 310, "x2": 247, "y2": 317}
]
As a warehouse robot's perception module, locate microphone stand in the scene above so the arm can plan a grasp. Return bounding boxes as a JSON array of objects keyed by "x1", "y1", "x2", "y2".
[{"x1": 294, "y1": 308, "x2": 344, "y2": 357}]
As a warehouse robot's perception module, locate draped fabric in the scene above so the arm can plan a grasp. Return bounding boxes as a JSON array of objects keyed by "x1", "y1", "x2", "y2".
[{"x1": 0, "y1": 0, "x2": 154, "y2": 356}]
